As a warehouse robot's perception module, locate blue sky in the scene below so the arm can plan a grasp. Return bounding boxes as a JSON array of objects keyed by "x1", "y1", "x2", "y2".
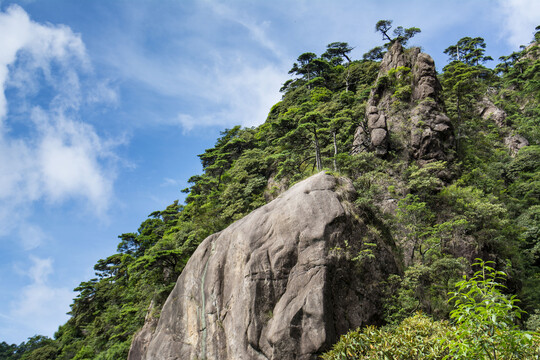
[{"x1": 0, "y1": 0, "x2": 538, "y2": 345}]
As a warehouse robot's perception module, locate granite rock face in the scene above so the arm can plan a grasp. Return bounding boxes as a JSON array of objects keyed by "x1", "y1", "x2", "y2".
[
  {"x1": 353, "y1": 42, "x2": 455, "y2": 163},
  {"x1": 478, "y1": 97, "x2": 508, "y2": 127},
  {"x1": 504, "y1": 134, "x2": 529, "y2": 156},
  {"x1": 477, "y1": 96, "x2": 529, "y2": 156},
  {"x1": 128, "y1": 172, "x2": 399, "y2": 360}
]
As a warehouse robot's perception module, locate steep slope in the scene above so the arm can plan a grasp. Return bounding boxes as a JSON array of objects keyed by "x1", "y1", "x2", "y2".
[{"x1": 129, "y1": 172, "x2": 399, "y2": 360}]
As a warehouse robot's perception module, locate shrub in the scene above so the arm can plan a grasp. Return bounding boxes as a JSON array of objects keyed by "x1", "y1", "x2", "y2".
[{"x1": 321, "y1": 313, "x2": 450, "y2": 359}]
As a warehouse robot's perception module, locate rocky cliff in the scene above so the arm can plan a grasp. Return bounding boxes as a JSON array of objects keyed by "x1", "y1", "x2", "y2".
[
  {"x1": 353, "y1": 42, "x2": 455, "y2": 163},
  {"x1": 128, "y1": 172, "x2": 399, "y2": 360}
]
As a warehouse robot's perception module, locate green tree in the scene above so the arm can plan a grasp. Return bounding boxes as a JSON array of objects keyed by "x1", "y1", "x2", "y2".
[
  {"x1": 322, "y1": 42, "x2": 353, "y2": 64},
  {"x1": 440, "y1": 61, "x2": 489, "y2": 152},
  {"x1": 0, "y1": 342, "x2": 19, "y2": 360},
  {"x1": 397, "y1": 194, "x2": 434, "y2": 265},
  {"x1": 444, "y1": 37, "x2": 493, "y2": 66},
  {"x1": 375, "y1": 19, "x2": 421, "y2": 47},
  {"x1": 496, "y1": 51, "x2": 522, "y2": 75},
  {"x1": 362, "y1": 46, "x2": 385, "y2": 61},
  {"x1": 288, "y1": 52, "x2": 318, "y2": 85},
  {"x1": 329, "y1": 115, "x2": 348, "y2": 171},
  {"x1": 322, "y1": 42, "x2": 354, "y2": 91},
  {"x1": 282, "y1": 111, "x2": 328, "y2": 171}
]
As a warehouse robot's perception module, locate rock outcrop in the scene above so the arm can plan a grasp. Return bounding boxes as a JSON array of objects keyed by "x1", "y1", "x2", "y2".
[
  {"x1": 478, "y1": 97, "x2": 508, "y2": 127},
  {"x1": 129, "y1": 172, "x2": 399, "y2": 360},
  {"x1": 477, "y1": 97, "x2": 529, "y2": 156},
  {"x1": 353, "y1": 42, "x2": 455, "y2": 163}
]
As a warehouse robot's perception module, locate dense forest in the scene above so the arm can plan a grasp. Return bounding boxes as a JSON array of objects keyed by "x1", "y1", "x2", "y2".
[{"x1": 2, "y1": 21, "x2": 540, "y2": 359}]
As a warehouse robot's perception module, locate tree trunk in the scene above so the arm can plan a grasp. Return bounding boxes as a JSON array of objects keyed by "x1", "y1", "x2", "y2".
[
  {"x1": 345, "y1": 67, "x2": 351, "y2": 92},
  {"x1": 333, "y1": 131, "x2": 338, "y2": 172},
  {"x1": 456, "y1": 94, "x2": 462, "y2": 151},
  {"x1": 314, "y1": 131, "x2": 322, "y2": 171},
  {"x1": 307, "y1": 64, "x2": 312, "y2": 89}
]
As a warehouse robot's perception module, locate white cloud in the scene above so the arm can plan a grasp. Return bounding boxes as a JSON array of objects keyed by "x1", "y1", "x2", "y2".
[
  {"x1": 18, "y1": 224, "x2": 48, "y2": 251},
  {"x1": 10, "y1": 256, "x2": 72, "y2": 338},
  {"x1": 0, "y1": 5, "x2": 119, "y2": 242},
  {"x1": 176, "y1": 63, "x2": 285, "y2": 132},
  {"x1": 86, "y1": 79, "x2": 120, "y2": 106},
  {"x1": 95, "y1": 0, "x2": 288, "y2": 132},
  {"x1": 33, "y1": 108, "x2": 112, "y2": 211},
  {"x1": 0, "y1": 5, "x2": 87, "y2": 120},
  {"x1": 497, "y1": 0, "x2": 540, "y2": 48},
  {"x1": 214, "y1": 64, "x2": 285, "y2": 126}
]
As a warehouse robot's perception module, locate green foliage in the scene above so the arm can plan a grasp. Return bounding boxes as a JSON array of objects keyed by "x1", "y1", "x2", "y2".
[
  {"x1": 439, "y1": 184, "x2": 512, "y2": 254},
  {"x1": 324, "y1": 260, "x2": 540, "y2": 360},
  {"x1": 507, "y1": 145, "x2": 540, "y2": 207},
  {"x1": 444, "y1": 37, "x2": 493, "y2": 66},
  {"x1": 407, "y1": 161, "x2": 446, "y2": 198},
  {"x1": 440, "y1": 61, "x2": 493, "y2": 152},
  {"x1": 494, "y1": 43, "x2": 540, "y2": 144},
  {"x1": 71, "y1": 345, "x2": 93, "y2": 360},
  {"x1": 0, "y1": 336, "x2": 58, "y2": 360},
  {"x1": 0, "y1": 342, "x2": 20, "y2": 360},
  {"x1": 375, "y1": 19, "x2": 421, "y2": 47},
  {"x1": 445, "y1": 259, "x2": 539, "y2": 359},
  {"x1": 363, "y1": 46, "x2": 385, "y2": 61},
  {"x1": 322, "y1": 313, "x2": 450, "y2": 360},
  {"x1": 384, "y1": 258, "x2": 466, "y2": 324},
  {"x1": 322, "y1": 42, "x2": 353, "y2": 64}
]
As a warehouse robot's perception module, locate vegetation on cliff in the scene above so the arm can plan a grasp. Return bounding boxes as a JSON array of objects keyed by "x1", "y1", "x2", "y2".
[{"x1": 2, "y1": 22, "x2": 540, "y2": 359}]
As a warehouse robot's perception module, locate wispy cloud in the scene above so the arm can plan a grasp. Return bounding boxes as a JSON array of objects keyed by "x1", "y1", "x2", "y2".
[
  {"x1": 496, "y1": 0, "x2": 540, "y2": 48},
  {"x1": 161, "y1": 177, "x2": 179, "y2": 187},
  {"x1": 95, "y1": 1, "x2": 288, "y2": 132},
  {"x1": 0, "y1": 5, "x2": 121, "y2": 244},
  {"x1": 9, "y1": 256, "x2": 72, "y2": 338},
  {"x1": 176, "y1": 63, "x2": 285, "y2": 132},
  {"x1": 201, "y1": 0, "x2": 285, "y2": 60},
  {"x1": 18, "y1": 224, "x2": 48, "y2": 251}
]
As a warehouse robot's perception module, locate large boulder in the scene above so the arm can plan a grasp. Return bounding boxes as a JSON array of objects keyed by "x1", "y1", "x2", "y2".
[{"x1": 129, "y1": 172, "x2": 399, "y2": 360}]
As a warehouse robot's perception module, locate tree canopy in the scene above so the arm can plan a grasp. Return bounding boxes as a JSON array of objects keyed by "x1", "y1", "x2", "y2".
[
  {"x1": 375, "y1": 19, "x2": 421, "y2": 47},
  {"x1": 444, "y1": 36, "x2": 493, "y2": 65}
]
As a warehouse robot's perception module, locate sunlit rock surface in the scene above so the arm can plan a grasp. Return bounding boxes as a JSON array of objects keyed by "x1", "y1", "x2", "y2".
[{"x1": 129, "y1": 172, "x2": 399, "y2": 360}]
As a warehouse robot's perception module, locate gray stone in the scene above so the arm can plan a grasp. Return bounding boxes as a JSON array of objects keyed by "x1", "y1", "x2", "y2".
[
  {"x1": 370, "y1": 128, "x2": 388, "y2": 147},
  {"x1": 477, "y1": 97, "x2": 531, "y2": 155},
  {"x1": 478, "y1": 98, "x2": 507, "y2": 127},
  {"x1": 368, "y1": 113, "x2": 386, "y2": 129},
  {"x1": 129, "y1": 173, "x2": 399, "y2": 360},
  {"x1": 504, "y1": 134, "x2": 529, "y2": 156},
  {"x1": 128, "y1": 301, "x2": 159, "y2": 360},
  {"x1": 367, "y1": 106, "x2": 378, "y2": 114},
  {"x1": 353, "y1": 42, "x2": 454, "y2": 162},
  {"x1": 433, "y1": 123, "x2": 450, "y2": 132}
]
